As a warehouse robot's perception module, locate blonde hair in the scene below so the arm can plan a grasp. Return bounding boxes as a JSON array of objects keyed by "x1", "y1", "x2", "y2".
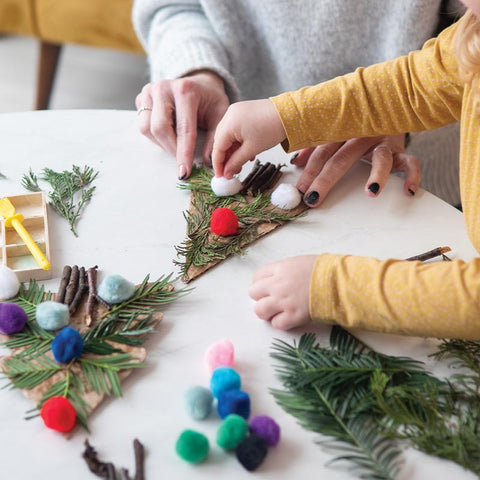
[{"x1": 456, "y1": 10, "x2": 480, "y2": 103}]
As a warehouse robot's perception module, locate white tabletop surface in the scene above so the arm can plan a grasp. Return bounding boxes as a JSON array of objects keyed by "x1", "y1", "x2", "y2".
[{"x1": 0, "y1": 110, "x2": 477, "y2": 480}]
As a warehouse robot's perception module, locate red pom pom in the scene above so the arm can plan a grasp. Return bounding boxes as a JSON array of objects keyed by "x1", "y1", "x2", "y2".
[
  {"x1": 210, "y1": 208, "x2": 239, "y2": 236},
  {"x1": 40, "y1": 396, "x2": 77, "y2": 433}
]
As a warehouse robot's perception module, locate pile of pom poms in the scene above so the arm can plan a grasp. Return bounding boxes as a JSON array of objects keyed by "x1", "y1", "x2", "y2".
[
  {"x1": 175, "y1": 338, "x2": 280, "y2": 471},
  {"x1": 210, "y1": 207, "x2": 239, "y2": 236}
]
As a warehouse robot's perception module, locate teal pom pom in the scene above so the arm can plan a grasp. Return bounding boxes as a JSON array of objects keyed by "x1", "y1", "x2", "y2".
[
  {"x1": 184, "y1": 386, "x2": 213, "y2": 420},
  {"x1": 216, "y1": 414, "x2": 248, "y2": 450},
  {"x1": 210, "y1": 366, "x2": 241, "y2": 399},
  {"x1": 51, "y1": 327, "x2": 84, "y2": 363},
  {"x1": 97, "y1": 274, "x2": 135, "y2": 304},
  {"x1": 175, "y1": 430, "x2": 209, "y2": 463},
  {"x1": 36, "y1": 301, "x2": 69, "y2": 331}
]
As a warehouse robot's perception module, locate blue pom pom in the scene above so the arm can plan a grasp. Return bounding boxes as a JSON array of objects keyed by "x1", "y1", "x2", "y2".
[
  {"x1": 51, "y1": 327, "x2": 84, "y2": 363},
  {"x1": 36, "y1": 301, "x2": 69, "y2": 331},
  {"x1": 184, "y1": 386, "x2": 214, "y2": 420},
  {"x1": 97, "y1": 274, "x2": 135, "y2": 304},
  {"x1": 210, "y1": 366, "x2": 241, "y2": 399},
  {"x1": 217, "y1": 389, "x2": 250, "y2": 419}
]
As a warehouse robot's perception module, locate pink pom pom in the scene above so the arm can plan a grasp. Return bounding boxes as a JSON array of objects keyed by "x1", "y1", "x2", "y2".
[{"x1": 204, "y1": 339, "x2": 234, "y2": 374}]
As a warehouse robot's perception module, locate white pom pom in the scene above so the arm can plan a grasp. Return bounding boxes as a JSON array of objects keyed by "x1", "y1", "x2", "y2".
[
  {"x1": 0, "y1": 264, "x2": 20, "y2": 300},
  {"x1": 271, "y1": 183, "x2": 302, "y2": 210},
  {"x1": 211, "y1": 176, "x2": 243, "y2": 197}
]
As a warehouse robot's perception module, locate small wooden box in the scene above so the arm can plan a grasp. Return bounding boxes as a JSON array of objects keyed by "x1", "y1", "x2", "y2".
[{"x1": 0, "y1": 192, "x2": 51, "y2": 281}]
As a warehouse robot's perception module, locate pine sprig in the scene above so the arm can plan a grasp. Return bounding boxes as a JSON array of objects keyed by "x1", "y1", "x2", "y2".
[{"x1": 22, "y1": 164, "x2": 98, "y2": 237}]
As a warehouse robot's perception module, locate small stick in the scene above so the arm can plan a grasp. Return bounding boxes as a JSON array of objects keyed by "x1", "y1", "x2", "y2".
[
  {"x1": 82, "y1": 439, "x2": 112, "y2": 478},
  {"x1": 56, "y1": 265, "x2": 72, "y2": 303},
  {"x1": 240, "y1": 159, "x2": 261, "y2": 192},
  {"x1": 133, "y1": 439, "x2": 145, "y2": 480},
  {"x1": 259, "y1": 163, "x2": 284, "y2": 193},
  {"x1": 95, "y1": 293, "x2": 111, "y2": 310},
  {"x1": 250, "y1": 163, "x2": 276, "y2": 195},
  {"x1": 69, "y1": 266, "x2": 88, "y2": 314},
  {"x1": 85, "y1": 265, "x2": 98, "y2": 327},
  {"x1": 406, "y1": 246, "x2": 451, "y2": 262},
  {"x1": 64, "y1": 265, "x2": 79, "y2": 306},
  {"x1": 241, "y1": 160, "x2": 267, "y2": 194}
]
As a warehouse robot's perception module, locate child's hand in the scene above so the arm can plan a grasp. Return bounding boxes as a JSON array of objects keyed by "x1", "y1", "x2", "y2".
[
  {"x1": 212, "y1": 99, "x2": 286, "y2": 178},
  {"x1": 249, "y1": 255, "x2": 317, "y2": 330}
]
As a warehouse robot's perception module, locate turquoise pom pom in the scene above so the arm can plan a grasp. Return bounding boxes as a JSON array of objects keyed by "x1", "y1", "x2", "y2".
[
  {"x1": 184, "y1": 386, "x2": 213, "y2": 420},
  {"x1": 36, "y1": 301, "x2": 69, "y2": 330},
  {"x1": 97, "y1": 274, "x2": 135, "y2": 304}
]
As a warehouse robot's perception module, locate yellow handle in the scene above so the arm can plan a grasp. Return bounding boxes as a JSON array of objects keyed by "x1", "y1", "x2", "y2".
[{"x1": 9, "y1": 216, "x2": 51, "y2": 270}]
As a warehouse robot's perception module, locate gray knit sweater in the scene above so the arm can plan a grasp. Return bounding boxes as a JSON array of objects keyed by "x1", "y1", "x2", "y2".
[{"x1": 133, "y1": 0, "x2": 464, "y2": 205}]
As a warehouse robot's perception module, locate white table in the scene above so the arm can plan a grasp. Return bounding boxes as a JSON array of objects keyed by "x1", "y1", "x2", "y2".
[{"x1": 0, "y1": 110, "x2": 476, "y2": 480}]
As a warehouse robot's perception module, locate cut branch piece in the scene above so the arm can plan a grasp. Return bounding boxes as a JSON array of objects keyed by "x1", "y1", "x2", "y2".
[
  {"x1": 406, "y1": 246, "x2": 451, "y2": 262},
  {"x1": 56, "y1": 265, "x2": 72, "y2": 303},
  {"x1": 86, "y1": 265, "x2": 98, "y2": 327},
  {"x1": 69, "y1": 267, "x2": 88, "y2": 314},
  {"x1": 64, "y1": 265, "x2": 79, "y2": 306}
]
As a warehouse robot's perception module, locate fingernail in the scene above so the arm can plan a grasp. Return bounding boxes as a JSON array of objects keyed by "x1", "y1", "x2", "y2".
[
  {"x1": 305, "y1": 191, "x2": 319, "y2": 205},
  {"x1": 178, "y1": 164, "x2": 187, "y2": 180},
  {"x1": 290, "y1": 152, "x2": 299, "y2": 164},
  {"x1": 408, "y1": 187, "x2": 415, "y2": 196},
  {"x1": 368, "y1": 182, "x2": 380, "y2": 195}
]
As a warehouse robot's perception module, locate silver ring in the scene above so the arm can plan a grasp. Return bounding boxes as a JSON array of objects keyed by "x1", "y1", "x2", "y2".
[
  {"x1": 373, "y1": 144, "x2": 392, "y2": 155},
  {"x1": 137, "y1": 106, "x2": 153, "y2": 115}
]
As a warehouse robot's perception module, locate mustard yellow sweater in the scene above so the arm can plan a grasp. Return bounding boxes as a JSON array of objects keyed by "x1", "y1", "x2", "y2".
[{"x1": 271, "y1": 21, "x2": 480, "y2": 339}]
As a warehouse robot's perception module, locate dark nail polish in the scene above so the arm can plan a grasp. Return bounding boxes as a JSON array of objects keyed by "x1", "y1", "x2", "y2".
[
  {"x1": 178, "y1": 173, "x2": 187, "y2": 180},
  {"x1": 368, "y1": 182, "x2": 380, "y2": 195},
  {"x1": 408, "y1": 188, "x2": 415, "y2": 196},
  {"x1": 290, "y1": 153, "x2": 299, "y2": 164},
  {"x1": 305, "y1": 191, "x2": 319, "y2": 205}
]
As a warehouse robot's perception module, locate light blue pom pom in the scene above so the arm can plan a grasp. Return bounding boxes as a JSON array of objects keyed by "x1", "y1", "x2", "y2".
[
  {"x1": 210, "y1": 366, "x2": 241, "y2": 399},
  {"x1": 184, "y1": 386, "x2": 214, "y2": 420},
  {"x1": 36, "y1": 301, "x2": 69, "y2": 331},
  {"x1": 97, "y1": 274, "x2": 135, "y2": 304}
]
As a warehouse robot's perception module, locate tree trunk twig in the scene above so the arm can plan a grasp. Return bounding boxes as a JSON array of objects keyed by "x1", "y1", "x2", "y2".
[
  {"x1": 85, "y1": 265, "x2": 98, "y2": 327},
  {"x1": 56, "y1": 265, "x2": 72, "y2": 303}
]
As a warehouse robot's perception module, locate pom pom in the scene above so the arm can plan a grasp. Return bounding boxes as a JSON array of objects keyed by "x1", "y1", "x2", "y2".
[
  {"x1": 36, "y1": 301, "x2": 69, "y2": 331},
  {"x1": 51, "y1": 327, "x2": 84, "y2": 363},
  {"x1": 40, "y1": 396, "x2": 76, "y2": 433},
  {"x1": 184, "y1": 386, "x2": 213, "y2": 420},
  {"x1": 210, "y1": 208, "x2": 238, "y2": 236},
  {"x1": 0, "y1": 302, "x2": 28, "y2": 335},
  {"x1": 270, "y1": 183, "x2": 302, "y2": 210},
  {"x1": 175, "y1": 429, "x2": 209, "y2": 463},
  {"x1": 211, "y1": 176, "x2": 243, "y2": 197},
  {"x1": 210, "y1": 366, "x2": 241, "y2": 399},
  {"x1": 249, "y1": 415, "x2": 281, "y2": 447},
  {"x1": 235, "y1": 434, "x2": 268, "y2": 471},
  {"x1": 204, "y1": 339, "x2": 234, "y2": 374},
  {"x1": 97, "y1": 274, "x2": 135, "y2": 304},
  {"x1": 216, "y1": 414, "x2": 248, "y2": 450},
  {"x1": 0, "y1": 265, "x2": 20, "y2": 300},
  {"x1": 217, "y1": 389, "x2": 250, "y2": 419}
]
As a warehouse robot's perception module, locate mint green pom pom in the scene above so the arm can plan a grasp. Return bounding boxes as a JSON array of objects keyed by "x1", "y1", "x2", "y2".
[
  {"x1": 97, "y1": 274, "x2": 135, "y2": 304},
  {"x1": 216, "y1": 414, "x2": 248, "y2": 450},
  {"x1": 184, "y1": 386, "x2": 213, "y2": 420},
  {"x1": 36, "y1": 301, "x2": 69, "y2": 331},
  {"x1": 175, "y1": 430, "x2": 209, "y2": 463}
]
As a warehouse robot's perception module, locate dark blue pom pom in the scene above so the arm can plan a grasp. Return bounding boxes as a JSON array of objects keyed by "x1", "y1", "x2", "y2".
[
  {"x1": 217, "y1": 389, "x2": 250, "y2": 419},
  {"x1": 51, "y1": 327, "x2": 84, "y2": 363},
  {"x1": 235, "y1": 434, "x2": 268, "y2": 471}
]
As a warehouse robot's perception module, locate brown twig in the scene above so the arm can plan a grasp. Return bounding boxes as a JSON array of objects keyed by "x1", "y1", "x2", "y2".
[
  {"x1": 85, "y1": 265, "x2": 98, "y2": 327},
  {"x1": 406, "y1": 246, "x2": 451, "y2": 262},
  {"x1": 133, "y1": 439, "x2": 145, "y2": 480},
  {"x1": 69, "y1": 266, "x2": 88, "y2": 314},
  {"x1": 240, "y1": 159, "x2": 261, "y2": 193},
  {"x1": 64, "y1": 265, "x2": 80, "y2": 306},
  {"x1": 250, "y1": 162, "x2": 276, "y2": 195},
  {"x1": 241, "y1": 160, "x2": 266, "y2": 194},
  {"x1": 258, "y1": 163, "x2": 284, "y2": 193},
  {"x1": 56, "y1": 265, "x2": 72, "y2": 303},
  {"x1": 95, "y1": 293, "x2": 112, "y2": 310}
]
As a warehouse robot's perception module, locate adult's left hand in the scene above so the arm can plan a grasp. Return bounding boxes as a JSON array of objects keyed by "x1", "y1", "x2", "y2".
[{"x1": 291, "y1": 134, "x2": 420, "y2": 207}]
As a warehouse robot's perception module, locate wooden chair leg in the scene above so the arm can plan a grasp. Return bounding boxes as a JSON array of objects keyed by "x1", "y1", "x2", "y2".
[{"x1": 35, "y1": 41, "x2": 62, "y2": 110}]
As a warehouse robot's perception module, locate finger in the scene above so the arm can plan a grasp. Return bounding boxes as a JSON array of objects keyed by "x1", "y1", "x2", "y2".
[
  {"x1": 270, "y1": 312, "x2": 297, "y2": 331},
  {"x1": 249, "y1": 276, "x2": 274, "y2": 301},
  {"x1": 137, "y1": 90, "x2": 159, "y2": 146},
  {"x1": 173, "y1": 81, "x2": 200, "y2": 179},
  {"x1": 365, "y1": 144, "x2": 393, "y2": 197},
  {"x1": 290, "y1": 147, "x2": 315, "y2": 167},
  {"x1": 394, "y1": 152, "x2": 421, "y2": 196},
  {"x1": 149, "y1": 96, "x2": 177, "y2": 157},
  {"x1": 253, "y1": 296, "x2": 283, "y2": 321}
]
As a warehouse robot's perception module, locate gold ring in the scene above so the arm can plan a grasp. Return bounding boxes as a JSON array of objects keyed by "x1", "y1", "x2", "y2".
[{"x1": 137, "y1": 106, "x2": 153, "y2": 115}]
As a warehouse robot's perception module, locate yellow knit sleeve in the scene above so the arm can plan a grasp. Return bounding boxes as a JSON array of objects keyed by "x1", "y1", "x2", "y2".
[
  {"x1": 271, "y1": 22, "x2": 463, "y2": 152},
  {"x1": 309, "y1": 254, "x2": 480, "y2": 339}
]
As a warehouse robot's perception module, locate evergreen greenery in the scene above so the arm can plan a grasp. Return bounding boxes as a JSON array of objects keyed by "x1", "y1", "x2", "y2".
[
  {"x1": 0, "y1": 275, "x2": 187, "y2": 430},
  {"x1": 22, "y1": 164, "x2": 99, "y2": 237},
  {"x1": 175, "y1": 165, "x2": 306, "y2": 279},
  {"x1": 271, "y1": 327, "x2": 480, "y2": 478}
]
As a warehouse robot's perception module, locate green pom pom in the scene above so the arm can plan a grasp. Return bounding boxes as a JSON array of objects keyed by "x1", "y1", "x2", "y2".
[
  {"x1": 216, "y1": 414, "x2": 248, "y2": 450},
  {"x1": 175, "y1": 430, "x2": 209, "y2": 463}
]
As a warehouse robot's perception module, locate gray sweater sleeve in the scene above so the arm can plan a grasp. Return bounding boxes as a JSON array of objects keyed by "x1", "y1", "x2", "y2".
[{"x1": 132, "y1": 0, "x2": 240, "y2": 100}]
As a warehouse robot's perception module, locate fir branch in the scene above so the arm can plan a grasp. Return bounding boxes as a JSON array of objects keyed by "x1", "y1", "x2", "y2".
[{"x1": 21, "y1": 168, "x2": 41, "y2": 192}]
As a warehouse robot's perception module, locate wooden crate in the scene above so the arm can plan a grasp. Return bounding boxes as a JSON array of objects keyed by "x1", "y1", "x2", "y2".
[{"x1": 0, "y1": 192, "x2": 51, "y2": 281}]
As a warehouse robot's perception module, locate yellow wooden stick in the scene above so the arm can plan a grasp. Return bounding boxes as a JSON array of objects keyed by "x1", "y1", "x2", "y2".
[{"x1": 0, "y1": 197, "x2": 51, "y2": 270}]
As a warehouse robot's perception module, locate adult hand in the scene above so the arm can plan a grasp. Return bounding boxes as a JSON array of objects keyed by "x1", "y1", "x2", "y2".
[
  {"x1": 135, "y1": 70, "x2": 229, "y2": 179},
  {"x1": 291, "y1": 134, "x2": 421, "y2": 207},
  {"x1": 249, "y1": 255, "x2": 317, "y2": 330}
]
